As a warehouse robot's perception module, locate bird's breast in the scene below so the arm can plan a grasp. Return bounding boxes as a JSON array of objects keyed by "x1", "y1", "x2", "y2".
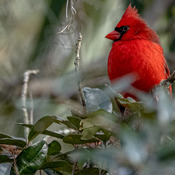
[{"x1": 107, "y1": 39, "x2": 166, "y2": 93}]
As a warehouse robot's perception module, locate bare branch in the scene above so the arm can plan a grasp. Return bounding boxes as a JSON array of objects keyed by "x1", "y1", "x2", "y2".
[
  {"x1": 58, "y1": 0, "x2": 76, "y2": 34},
  {"x1": 159, "y1": 71, "x2": 175, "y2": 87},
  {"x1": 13, "y1": 157, "x2": 19, "y2": 175},
  {"x1": 72, "y1": 161, "x2": 78, "y2": 175},
  {"x1": 153, "y1": 71, "x2": 175, "y2": 98},
  {"x1": 29, "y1": 92, "x2": 34, "y2": 125},
  {"x1": 21, "y1": 70, "x2": 39, "y2": 141},
  {"x1": 74, "y1": 33, "x2": 86, "y2": 112},
  {"x1": 66, "y1": 0, "x2": 69, "y2": 18},
  {"x1": 57, "y1": 22, "x2": 72, "y2": 34}
]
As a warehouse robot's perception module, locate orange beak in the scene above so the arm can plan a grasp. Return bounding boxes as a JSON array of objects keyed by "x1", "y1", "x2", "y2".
[{"x1": 105, "y1": 30, "x2": 121, "y2": 41}]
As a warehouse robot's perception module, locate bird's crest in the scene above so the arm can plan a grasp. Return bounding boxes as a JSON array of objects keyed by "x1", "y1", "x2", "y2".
[
  {"x1": 116, "y1": 4, "x2": 160, "y2": 45},
  {"x1": 117, "y1": 4, "x2": 142, "y2": 27},
  {"x1": 124, "y1": 4, "x2": 139, "y2": 19}
]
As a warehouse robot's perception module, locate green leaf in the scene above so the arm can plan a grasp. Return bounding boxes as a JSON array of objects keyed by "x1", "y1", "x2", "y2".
[
  {"x1": 63, "y1": 134, "x2": 97, "y2": 144},
  {"x1": 82, "y1": 127, "x2": 112, "y2": 141},
  {"x1": 0, "y1": 138, "x2": 26, "y2": 147},
  {"x1": 10, "y1": 140, "x2": 48, "y2": 175},
  {"x1": 75, "y1": 168, "x2": 99, "y2": 175},
  {"x1": 18, "y1": 123, "x2": 64, "y2": 139},
  {"x1": 81, "y1": 109, "x2": 119, "y2": 134},
  {"x1": 81, "y1": 127, "x2": 100, "y2": 140},
  {"x1": 28, "y1": 116, "x2": 57, "y2": 142},
  {"x1": 0, "y1": 133, "x2": 12, "y2": 139},
  {"x1": 53, "y1": 118, "x2": 77, "y2": 130},
  {"x1": 41, "y1": 160, "x2": 72, "y2": 173},
  {"x1": 42, "y1": 130, "x2": 64, "y2": 139},
  {"x1": 83, "y1": 87, "x2": 113, "y2": 113},
  {"x1": 67, "y1": 116, "x2": 81, "y2": 130},
  {"x1": 59, "y1": 120, "x2": 77, "y2": 130},
  {"x1": 48, "y1": 140, "x2": 61, "y2": 155},
  {"x1": 95, "y1": 129, "x2": 112, "y2": 142},
  {"x1": 71, "y1": 110, "x2": 85, "y2": 119},
  {"x1": 0, "y1": 163, "x2": 12, "y2": 175},
  {"x1": 0, "y1": 155, "x2": 13, "y2": 163},
  {"x1": 117, "y1": 97, "x2": 143, "y2": 111}
]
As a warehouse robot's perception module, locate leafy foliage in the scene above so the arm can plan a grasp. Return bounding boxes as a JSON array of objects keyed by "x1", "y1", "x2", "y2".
[
  {"x1": 1, "y1": 86, "x2": 175, "y2": 175},
  {"x1": 0, "y1": 1, "x2": 175, "y2": 174}
]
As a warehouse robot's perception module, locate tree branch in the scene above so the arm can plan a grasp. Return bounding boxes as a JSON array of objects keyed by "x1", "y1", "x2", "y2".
[
  {"x1": 74, "y1": 33, "x2": 86, "y2": 113},
  {"x1": 21, "y1": 70, "x2": 39, "y2": 142},
  {"x1": 153, "y1": 71, "x2": 175, "y2": 98},
  {"x1": 159, "y1": 71, "x2": 175, "y2": 87}
]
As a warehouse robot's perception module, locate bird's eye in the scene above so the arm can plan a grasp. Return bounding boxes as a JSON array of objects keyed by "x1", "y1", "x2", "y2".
[{"x1": 123, "y1": 26, "x2": 129, "y2": 31}]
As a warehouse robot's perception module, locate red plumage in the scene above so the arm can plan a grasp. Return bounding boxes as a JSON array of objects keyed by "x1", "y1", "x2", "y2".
[{"x1": 106, "y1": 4, "x2": 171, "y2": 99}]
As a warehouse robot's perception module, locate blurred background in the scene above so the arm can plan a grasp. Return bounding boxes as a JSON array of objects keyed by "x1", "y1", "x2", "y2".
[{"x1": 0, "y1": 0, "x2": 175, "y2": 137}]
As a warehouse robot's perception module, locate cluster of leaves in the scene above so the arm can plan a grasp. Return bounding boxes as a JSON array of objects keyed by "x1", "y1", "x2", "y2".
[{"x1": 0, "y1": 87, "x2": 175, "y2": 175}]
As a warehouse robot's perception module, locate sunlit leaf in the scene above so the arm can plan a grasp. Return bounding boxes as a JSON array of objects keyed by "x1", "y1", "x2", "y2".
[
  {"x1": 117, "y1": 97, "x2": 143, "y2": 112},
  {"x1": 83, "y1": 87, "x2": 113, "y2": 113},
  {"x1": 54, "y1": 118, "x2": 77, "y2": 130},
  {"x1": 95, "y1": 129, "x2": 112, "y2": 142},
  {"x1": 10, "y1": 140, "x2": 48, "y2": 175},
  {"x1": 28, "y1": 116, "x2": 57, "y2": 142},
  {"x1": 59, "y1": 120, "x2": 77, "y2": 130},
  {"x1": 81, "y1": 109, "x2": 119, "y2": 134},
  {"x1": 81, "y1": 127, "x2": 100, "y2": 140}
]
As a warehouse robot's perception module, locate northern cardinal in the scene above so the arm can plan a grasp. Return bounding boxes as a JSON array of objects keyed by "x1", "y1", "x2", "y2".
[{"x1": 105, "y1": 4, "x2": 171, "y2": 99}]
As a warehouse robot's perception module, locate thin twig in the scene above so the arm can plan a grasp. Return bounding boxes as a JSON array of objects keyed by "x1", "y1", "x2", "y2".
[
  {"x1": 57, "y1": 22, "x2": 72, "y2": 34},
  {"x1": 66, "y1": 0, "x2": 69, "y2": 18},
  {"x1": 74, "y1": 33, "x2": 86, "y2": 112},
  {"x1": 13, "y1": 157, "x2": 19, "y2": 175},
  {"x1": 29, "y1": 92, "x2": 34, "y2": 125},
  {"x1": 21, "y1": 70, "x2": 39, "y2": 141},
  {"x1": 159, "y1": 71, "x2": 175, "y2": 87},
  {"x1": 153, "y1": 71, "x2": 175, "y2": 98},
  {"x1": 72, "y1": 162, "x2": 78, "y2": 175},
  {"x1": 58, "y1": 0, "x2": 76, "y2": 34},
  {"x1": 70, "y1": 0, "x2": 76, "y2": 15}
]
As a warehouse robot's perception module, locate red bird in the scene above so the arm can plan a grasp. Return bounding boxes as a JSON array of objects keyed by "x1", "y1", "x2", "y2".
[{"x1": 105, "y1": 4, "x2": 171, "y2": 99}]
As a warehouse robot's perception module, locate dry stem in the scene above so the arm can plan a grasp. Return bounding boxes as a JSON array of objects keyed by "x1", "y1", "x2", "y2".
[
  {"x1": 21, "y1": 70, "x2": 39, "y2": 141},
  {"x1": 153, "y1": 71, "x2": 175, "y2": 98},
  {"x1": 159, "y1": 71, "x2": 175, "y2": 87},
  {"x1": 71, "y1": 162, "x2": 78, "y2": 175},
  {"x1": 74, "y1": 33, "x2": 86, "y2": 112}
]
